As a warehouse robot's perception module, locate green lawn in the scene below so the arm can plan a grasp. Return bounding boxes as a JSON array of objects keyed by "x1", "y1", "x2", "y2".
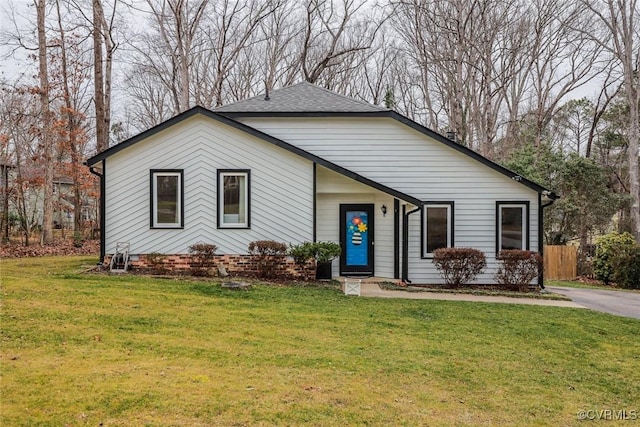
[{"x1": 1, "y1": 257, "x2": 639, "y2": 426}]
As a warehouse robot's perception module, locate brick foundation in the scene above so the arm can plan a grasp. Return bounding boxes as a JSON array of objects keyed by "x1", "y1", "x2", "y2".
[{"x1": 104, "y1": 253, "x2": 316, "y2": 278}]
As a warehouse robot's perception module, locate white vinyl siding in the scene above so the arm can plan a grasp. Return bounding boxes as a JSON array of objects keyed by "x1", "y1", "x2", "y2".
[
  {"x1": 104, "y1": 115, "x2": 313, "y2": 255},
  {"x1": 316, "y1": 167, "x2": 395, "y2": 279},
  {"x1": 243, "y1": 117, "x2": 539, "y2": 284}
]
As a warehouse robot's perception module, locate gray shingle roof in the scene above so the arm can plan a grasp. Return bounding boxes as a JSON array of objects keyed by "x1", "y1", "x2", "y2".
[{"x1": 215, "y1": 81, "x2": 389, "y2": 113}]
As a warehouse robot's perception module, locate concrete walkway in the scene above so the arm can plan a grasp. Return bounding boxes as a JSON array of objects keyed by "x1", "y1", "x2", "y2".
[{"x1": 357, "y1": 281, "x2": 585, "y2": 308}]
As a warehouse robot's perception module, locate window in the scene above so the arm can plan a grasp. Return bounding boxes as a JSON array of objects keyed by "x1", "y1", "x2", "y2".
[
  {"x1": 497, "y1": 202, "x2": 529, "y2": 251},
  {"x1": 218, "y1": 170, "x2": 250, "y2": 228},
  {"x1": 422, "y1": 202, "x2": 453, "y2": 257},
  {"x1": 150, "y1": 170, "x2": 183, "y2": 228}
]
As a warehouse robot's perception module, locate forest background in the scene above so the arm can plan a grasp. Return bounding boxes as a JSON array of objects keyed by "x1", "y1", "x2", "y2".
[{"x1": 0, "y1": 0, "x2": 638, "y2": 268}]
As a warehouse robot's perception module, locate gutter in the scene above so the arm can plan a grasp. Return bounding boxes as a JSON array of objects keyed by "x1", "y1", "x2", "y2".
[
  {"x1": 88, "y1": 162, "x2": 106, "y2": 263},
  {"x1": 538, "y1": 191, "x2": 559, "y2": 289},
  {"x1": 401, "y1": 205, "x2": 421, "y2": 284}
]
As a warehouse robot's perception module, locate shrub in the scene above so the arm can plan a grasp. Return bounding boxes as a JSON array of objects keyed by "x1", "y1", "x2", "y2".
[
  {"x1": 612, "y1": 246, "x2": 640, "y2": 289},
  {"x1": 495, "y1": 250, "x2": 543, "y2": 292},
  {"x1": 146, "y1": 252, "x2": 168, "y2": 274},
  {"x1": 248, "y1": 240, "x2": 288, "y2": 278},
  {"x1": 188, "y1": 243, "x2": 218, "y2": 277},
  {"x1": 432, "y1": 248, "x2": 486, "y2": 288},
  {"x1": 312, "y1": 241, "x2": 342, "y2": 280},
  {"x1": 288, "y1": 242, "x2": 316, "y2": 279},
  {"x1": 593, "y1": 232, "x2": 636, "y2": 285},
  {"x1": 313, "y1": 241, "x2": 342, "y2": 264},
  {"x1": 73, "y1": 232, "x2": 84, "y2": 248},
  {"x1": 288, "y1": 241, "x2": 342, "y2": 280}
]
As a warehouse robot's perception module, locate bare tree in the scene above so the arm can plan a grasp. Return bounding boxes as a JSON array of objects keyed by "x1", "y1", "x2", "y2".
[
  {"x1": 526, "y1": 0, "x2": 602, "y2": 148},
  {"x1": 126, "y1": 0, "x2": 276, "y2": 123},
  {"x1": 259, "y1": 0, "x2": 301, "y2": 92},
  {"x1": 392, "y1": 0, "x2": 604, "y2": 160},
  {"x1": 348, "y1": 34, "x2": 401, "y2": 106},
  {"x1": 36, "y1": 0, "x2": 55, "y2": 245},
  {"x1": 147, "y1": 0, "x2": 210, "y2": 112},
  {"x1": 91, "y1": 0, "x2": 117, "y2": 152},
  {"x1": 392, "y1": 0, "x2": 518, "y2": 152},
  {"x1": 195, "y1": 0, "x2": 276, "y2": 107},
  {"x1": 585, "y1": 71, "x2": 620, "y2": 159},
  {"x1": 300, "y1": 0, "x2": 379, "y2": 86},
  {"x1": 126, "y1": 67, "x2": 174, "y2": 130},
  {"x1": 0, "y1": 85, "x2": 43, "y2": 245},
  {"x1": 53, "y1": 0, "x2": 97, "y2": 234},
  {"x1": 580, "y1": 0, "x2": 640, "y2": 241}
]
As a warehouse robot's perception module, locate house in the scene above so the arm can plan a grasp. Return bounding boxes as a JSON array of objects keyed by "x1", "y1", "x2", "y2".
[
  {"x1": 1, "y1": 162, "x2": 14, "y2": 239},
  {"x1": 86, "y1": 82, "x2": 557, "y2": 284},
  {"x1": 0, "y1": 162, "x2": 97, "y2": 238}
]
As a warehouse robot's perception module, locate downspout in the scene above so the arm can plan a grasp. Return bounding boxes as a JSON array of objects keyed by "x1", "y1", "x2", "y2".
[
  {"x1": 539, "y1": 191, "x2": 558, "y2": 289},
  {"x1": 402, "y1": 205, "x2": 421, "y2": 284},
  {"x1": 88, "y1": 161, "x2": 105, "y2": 263},
  {"x1": 393, "y1": 199, "x2": 400, "y2": 279},
  {"x1": 312, "y1": 163, "x2": 317, "y2": 242}
]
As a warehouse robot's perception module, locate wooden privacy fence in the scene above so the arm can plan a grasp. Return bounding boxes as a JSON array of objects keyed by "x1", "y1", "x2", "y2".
[{"x1": 544, "y1": 245, "x2": 577, "y2": 280}]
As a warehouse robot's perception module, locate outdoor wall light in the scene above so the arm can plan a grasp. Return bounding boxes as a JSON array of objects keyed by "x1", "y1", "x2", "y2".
[{"x1": 381, "y1": 205, "x2": 387, "y2": 217}]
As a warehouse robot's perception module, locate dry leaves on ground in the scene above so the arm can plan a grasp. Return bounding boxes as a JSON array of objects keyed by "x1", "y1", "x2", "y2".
[{"x1": 0, "y1": 240, "x2": 99, "y2": 258}]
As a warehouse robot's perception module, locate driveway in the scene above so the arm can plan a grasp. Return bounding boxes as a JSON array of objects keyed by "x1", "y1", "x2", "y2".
[{"x1": 546, "y1": 286, "x2": 640, "y2": 319}]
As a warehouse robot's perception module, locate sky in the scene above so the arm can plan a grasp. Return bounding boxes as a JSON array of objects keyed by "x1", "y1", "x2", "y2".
[{"x1": 0, "y1": 0, "x2": 605, "y2": 109}]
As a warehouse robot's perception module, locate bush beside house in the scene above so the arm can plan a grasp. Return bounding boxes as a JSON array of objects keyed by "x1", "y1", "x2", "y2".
[
  {"x1": 432, "y1": 248, "x2": 486, "y2": 288},
  {"x1": 592, "y1": 232, "x2": 640, "y2": 289},
  {"x1": 124, "y1": 240, "x2": 340, "y2": 281},
  {"x1": 592, "y1": 232, "x2": 637, "y2": 286},
  {"x1": 495, "y1": 250, "x2": 543, "y2": 292},
  {"x1": 611, "y1": 247, "x2": 640, "y2": 289},
  {"x1": 247, "y1": 240, "x2": 288, "y2": 279},
  {"x1": 288, "y1": 241, "x2": 342, "y2": 280},
  {"x1": 188, "y1": 243, "x2": 218, "y2": 276}
]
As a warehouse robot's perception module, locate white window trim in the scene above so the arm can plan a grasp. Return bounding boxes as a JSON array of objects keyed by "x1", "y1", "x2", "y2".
[
  {"x1": 422, "y1": 203, "x2": 453, "y2": 257},
  {"x1": 497, "y1": 203, "x2": 527, "y2": 251},
  {"x1": 151, "y1": 170, "x2": 182, "y2": 228},
  {"x1": 218, "y1": 170, "x2": 249, "y2": 228}
]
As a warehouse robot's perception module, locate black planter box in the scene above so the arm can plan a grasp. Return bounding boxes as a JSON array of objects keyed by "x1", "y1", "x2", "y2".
[{"x1": 315, "y1": 262, "x2": 333, "y2": 280}]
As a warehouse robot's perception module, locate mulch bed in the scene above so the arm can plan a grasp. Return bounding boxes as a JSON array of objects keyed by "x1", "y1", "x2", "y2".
[{"x1": 0, "y1": 240, "x2": 100, "y2": 258}]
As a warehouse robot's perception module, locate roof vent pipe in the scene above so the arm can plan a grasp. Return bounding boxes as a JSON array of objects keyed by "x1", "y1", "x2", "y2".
[{"x1": 264, "y1": 83, "x2": 270, "y2": 101}]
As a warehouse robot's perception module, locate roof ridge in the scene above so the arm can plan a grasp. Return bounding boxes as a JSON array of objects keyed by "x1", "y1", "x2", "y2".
[
  {"x1": 215, "y1": 81, "x2": 389, "y2": 113},
  {"x1": 295, "y1": 81, "x2": 390, "y2": 111}
]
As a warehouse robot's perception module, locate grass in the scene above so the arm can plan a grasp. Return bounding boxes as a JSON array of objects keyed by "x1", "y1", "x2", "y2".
[{"x1": 1, "y1": 256, "x2": 639, "y2": 426}]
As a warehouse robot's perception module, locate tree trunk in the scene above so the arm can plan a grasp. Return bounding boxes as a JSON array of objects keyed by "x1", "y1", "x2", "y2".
[
  {"x1": 93, "y1": 0, "x2": 108, "y2": 152},
  {"x1": 101, "y1": 2, "x2": 114, "y2": 149},
  {"x1": 616, "y1": 0, "x2": 640, "y2": 242},
  {"x1": 580, "y1": 0, "x2": 639, "y2": 241},
  {"x1": 2, "y1": 166, "x2": 8, "y2": 242},
  {"x1": 627, "y1": 86, "x2": 640, "y2": 241},
  {"x1": 37, "y1": 0, "x2": 54, "y2": 245}
]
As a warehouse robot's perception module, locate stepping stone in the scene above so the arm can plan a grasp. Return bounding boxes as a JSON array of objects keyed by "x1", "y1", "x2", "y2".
[{"x1": 222, "y1": 281, "x2": 251, "y2": 290}]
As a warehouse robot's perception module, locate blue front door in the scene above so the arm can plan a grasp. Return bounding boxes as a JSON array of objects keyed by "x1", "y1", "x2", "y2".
[{"x1": 340, "y1": 204, "x2": 374, "y2": 276}]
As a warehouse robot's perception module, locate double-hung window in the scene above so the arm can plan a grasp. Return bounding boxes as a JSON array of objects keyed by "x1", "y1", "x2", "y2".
[
  {"x1": 151, "y1": 170, "x2": 183, "y2": 228},
  {"x1": 496, "y1": 202, "x2": 529, "y2": 251},
  {"x1": 218, "y1": 170, "x2": 250, "y2": 228},
  {"x1": 422, "y1": 202, "x2": 454, "y2": 257}
]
